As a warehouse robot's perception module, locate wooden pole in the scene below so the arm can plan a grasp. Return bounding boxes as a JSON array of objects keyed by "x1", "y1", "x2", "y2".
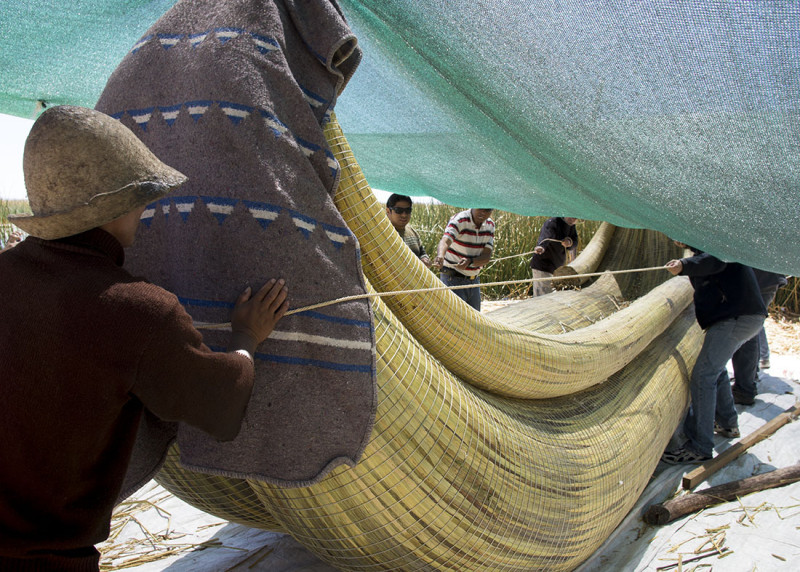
[
  {"x1": 682, "y1": 403, "x2": 800, "y2": 490},
  {"x1": 644, "y1": 463, "x2": 800, "y2": 525}
]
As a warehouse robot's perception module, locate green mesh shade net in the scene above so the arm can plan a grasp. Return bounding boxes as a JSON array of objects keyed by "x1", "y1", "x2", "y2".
[
  {"x1": 0, "y1": 0, "x2": 177, "y2": 117},
  {"x1": 1, "y1": 0, "x2": 798, "y2": 275}
]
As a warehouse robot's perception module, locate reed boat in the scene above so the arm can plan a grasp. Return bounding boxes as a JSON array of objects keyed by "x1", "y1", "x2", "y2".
[{"x1": 154, "y1": 116, "x2": 702, "y2": 571}]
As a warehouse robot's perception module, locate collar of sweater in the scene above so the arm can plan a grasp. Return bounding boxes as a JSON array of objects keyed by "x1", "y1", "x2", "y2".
[{"x1": 31, "y1": 228, "x2": 125, "y2": 266}]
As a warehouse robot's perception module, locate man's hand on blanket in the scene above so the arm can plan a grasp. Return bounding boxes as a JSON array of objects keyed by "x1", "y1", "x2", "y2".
[{"x1": 228, "y1": 279, "x2": 289, "y2": 358}]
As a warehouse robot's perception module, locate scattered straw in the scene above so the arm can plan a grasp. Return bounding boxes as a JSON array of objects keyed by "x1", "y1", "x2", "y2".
[
  {"x1": 708, "y1": 499, "x2": 800, "y2": 523},
  {"x1": 764, "y1": 312, "x2": 800, "y2": 355},
  {"x1": 656, "y1": 546, "x2": 731, "y2": 571},
  {"x1": 98, "y1": 491, "x2": 233, "y2": 570}
]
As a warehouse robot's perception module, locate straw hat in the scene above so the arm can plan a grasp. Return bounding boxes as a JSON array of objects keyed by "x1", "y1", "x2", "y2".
[{"x1": 10, "y1": 105, "x2": 187, "y2": 240}]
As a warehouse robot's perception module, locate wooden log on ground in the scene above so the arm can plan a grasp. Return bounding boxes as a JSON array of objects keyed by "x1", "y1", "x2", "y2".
[
  {"x1": 682, "y1": 403, "x2": 800, "y2": 490},
  {"x1": 644, "y1": 463, "x2": 800, "y2": 525}
]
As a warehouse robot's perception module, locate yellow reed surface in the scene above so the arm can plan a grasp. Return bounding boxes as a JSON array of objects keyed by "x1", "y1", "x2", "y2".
[
  {"x1": 552, "y1": 220, "x2": 616, "y2": 289},
  {"x1": 152, "y1": 114, "x2": 703, "y2": 571},
  {"x1": 325, "y1": 114, "x2": 692, "y2": 398},
  {"x1": 156, "y1": 446, "x2": 285, "y2": 533},
  {"x1": 247, "y1": 285, "x2": 700, "y2": 571},
  {"x1": 157, "y1": 274, "x2": 699, "y2": 569}
]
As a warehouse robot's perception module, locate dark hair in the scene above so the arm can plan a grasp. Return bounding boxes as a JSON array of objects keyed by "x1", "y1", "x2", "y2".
[{"x1": 386, "y1": 193, "x2": 412, "y2": 209}]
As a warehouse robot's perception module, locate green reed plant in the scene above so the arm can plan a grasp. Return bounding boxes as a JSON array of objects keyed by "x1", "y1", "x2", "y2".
[
  {"x1": 1, "y1": 199, "x2": 30, "y2": 248},
  {"x1": 411, "y1": 203, "x2": 800, "y2": 312},
  {"x1": 774, "y1": 277, "x2": 799, "y2": 317}
]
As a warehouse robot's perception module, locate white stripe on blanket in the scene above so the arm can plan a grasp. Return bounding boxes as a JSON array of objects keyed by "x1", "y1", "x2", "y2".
[{"x1": 192, "y1": 323, "x2": 373, "y2": 351}]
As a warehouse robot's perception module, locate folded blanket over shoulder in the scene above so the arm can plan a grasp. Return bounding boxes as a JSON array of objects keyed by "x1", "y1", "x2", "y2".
[{"x1": 98, "y1": 0, "x2": 375, "y2": 489}]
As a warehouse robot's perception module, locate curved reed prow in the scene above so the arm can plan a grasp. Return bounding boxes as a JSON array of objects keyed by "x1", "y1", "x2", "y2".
[{"x1": 552, "y1": 221, "x2": 616, "y2": 290}]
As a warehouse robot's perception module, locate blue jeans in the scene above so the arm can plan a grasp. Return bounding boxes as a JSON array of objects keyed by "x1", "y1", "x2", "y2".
[
  {"x1": 440, "y1": 271, "x2": 481, "y2": 311},
  {"x1": 730, "y1": 335, "x2": 760, "y2": 398},
  {"x1": 758, "y1": 327, "x2": 769, "y2": 361},
  {"x1": 684, "y1": 314, "x2": 765, "y2": 457},
  {"x1": 731, "y1": 285, "x2": 778, "y2": 398}
]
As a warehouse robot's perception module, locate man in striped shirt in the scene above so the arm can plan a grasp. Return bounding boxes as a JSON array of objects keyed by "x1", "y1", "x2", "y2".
[{"x1": 433, "y1": 208, "x2": 495, "y2": 311}]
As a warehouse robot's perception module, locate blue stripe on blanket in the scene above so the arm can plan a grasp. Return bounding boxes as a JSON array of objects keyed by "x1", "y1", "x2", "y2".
[
  {"x1": 128, "y1": 107, "x2": 155, "y2": 131},
  {"x1": 111, "y1": 100, "x2": 329, "y2": 169},
  {"x1": 158, "y1": 104, "x2": 183, "y2": 126},
  {"x1": 218, "y1": 100, "x2": 253, "y2": 125},
  {"x1": 185, "y1": 100, "x2": 213, "y2": 121},
  {"x1": 294, "y1": 310, "x2": 372, "y2": 329},
  {"x1": 300, "y1": 86, "x2": 328, "y2": 108},
  {"x1": 157, "y1": 33, "x2": 183, "y2": 49},
  {"x1": 214, "y1": 27, "x2": 245, "y2": 44},
  {"x1": 180, "y1": 297, "x2": 233, "y2": 308},
  {"x1": 250, "y1": 32, "x2": 279, "y2": 54},
  {"x1": 188, "y1": 31, "x2": 210, "y2": 47},
  {"x1": 139, "y1": 195, "x2": 351, "y2": 247},
  {"x1": 258, "y1": 353, "x2": 374, "y2": 373},
  {"x1": 129, "y1": 27, "x2": 281, "y2": 57},
  {"x1": 131, "y1": 35, "x2": 152, "y2": 53},
  {"x1": 208, "y1": 345, "x2": 373, "y2": 374}
]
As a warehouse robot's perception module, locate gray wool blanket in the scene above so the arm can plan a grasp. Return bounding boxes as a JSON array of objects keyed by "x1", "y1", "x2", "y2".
[{"x1": 96, "y1": 0, "x2": 375, "y2": 488}]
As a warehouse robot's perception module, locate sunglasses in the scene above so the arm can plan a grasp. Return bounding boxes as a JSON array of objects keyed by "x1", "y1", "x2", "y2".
[{"x1": 390, "y1": 207, "x2": 413, "y2": 215}]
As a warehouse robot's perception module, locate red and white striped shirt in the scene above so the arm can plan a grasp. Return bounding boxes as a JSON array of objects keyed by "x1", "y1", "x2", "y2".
[{"x1": 443, "y1": 210, "x2": 495, "y2": 277}]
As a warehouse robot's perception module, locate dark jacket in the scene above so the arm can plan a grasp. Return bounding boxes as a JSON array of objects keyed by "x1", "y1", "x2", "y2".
[
  {"x1": 753, "y1": 269, "x2": 788, "y2": 291},
  {"x1": 0, "y1": 229, "x2": 254, "y2": 570},
  {"x1": 530, "y1": 217, "x2": 578, "y2": 274},
  {"x1": 679, "y1": 249, "x2": 767, "y2": 330}
]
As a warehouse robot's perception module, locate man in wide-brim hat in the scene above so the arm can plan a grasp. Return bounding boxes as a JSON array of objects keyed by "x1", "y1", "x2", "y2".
[{"x1": 0, "y1": 106, "x2": 289, "y2": 571}]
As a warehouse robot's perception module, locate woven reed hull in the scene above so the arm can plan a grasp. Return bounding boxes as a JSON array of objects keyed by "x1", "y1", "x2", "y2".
[
  {"x1": 158, "y1": 285, "x2": 699, "y2": 570},
  {"x1": 153, "y1": 116, "x2": 702, "y2": 570},
  {"x1": 245, "y1": 290, "x2": 699, "y2": 571},
  {"x1": 155, "y1": 259, "x2": 631, "y2": 534},
  {"x1": 156, "y1": 447, "x2": 286, "y2": 533},
  {"x1": 154, "y1": 243, "x2": 650, "y2": 535},
  {"x1": 325, "y1": 117, "x2": 690, "y2": 398}
]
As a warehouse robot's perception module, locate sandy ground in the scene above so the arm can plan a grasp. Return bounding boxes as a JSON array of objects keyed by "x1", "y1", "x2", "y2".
[{"x1": 104, "y1": 312, "x2": 800, "y2": 571}]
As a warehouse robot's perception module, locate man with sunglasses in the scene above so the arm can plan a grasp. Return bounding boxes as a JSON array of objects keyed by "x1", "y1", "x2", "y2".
[{"x1": 385, "y1": 193, "x2": 432, "y2": 268}]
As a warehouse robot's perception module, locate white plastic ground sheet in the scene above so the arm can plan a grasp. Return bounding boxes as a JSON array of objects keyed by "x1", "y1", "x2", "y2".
[
  {"x1": 105, "y1": 351, "x2": 800, "y2": 571},
  {"x1": 579, "y1": 353, "x2": 800, "y2": 572}
]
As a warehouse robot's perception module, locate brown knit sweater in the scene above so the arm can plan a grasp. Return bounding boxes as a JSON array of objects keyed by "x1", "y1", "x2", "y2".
[{"x1": 0, "y1": 229, "x2": 254, "y2": 570}]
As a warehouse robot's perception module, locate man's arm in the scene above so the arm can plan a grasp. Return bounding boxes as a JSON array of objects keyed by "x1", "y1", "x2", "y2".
[
  {"x1": 566, "y1": 225, "x2": 578, "y2": 251},
  {"x1": 134, "y1": 279, "x2": 288, "y2": 442},
  {"x1": 533, "y1": 219, "x2": 557, "y2": 254},
  {"x1": 471, "y1": 245, "x2": 493, "y2": 267},
  {"x1": 434, "y1": 235, "x2": 453, "y2": 267},
  {"x1": 416, "y1": 235, "x2": 433, "y2": 267},
  {"x1": 679, "y1": 252, "x2": 727, "y2": 276},
  {"x1": 536, "y1": 219, "x2": 558, "y2": 246},
  {"x1": 665, "y1": 252, "x2": 727, "y2": 277}
]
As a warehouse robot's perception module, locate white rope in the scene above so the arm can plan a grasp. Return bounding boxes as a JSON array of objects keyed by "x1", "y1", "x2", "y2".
[
  {"x1": 485, "y1": 239, "x2": 570, "y2": 265},
  {"x1": 486, "y1": 249, "x2": 536, "y2": 264},
  {"x1": 195, "y1": 265, "x2": 667, "y2": 330}
]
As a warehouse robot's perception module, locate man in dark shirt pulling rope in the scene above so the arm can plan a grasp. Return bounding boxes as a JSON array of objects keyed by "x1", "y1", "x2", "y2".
[{"x1": 0, "y1": 106, "x2": 288, "y2": 571}]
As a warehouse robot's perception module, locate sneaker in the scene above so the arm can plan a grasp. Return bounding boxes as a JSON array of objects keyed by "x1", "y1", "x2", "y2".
[
  {"x1": 661, "y1": 446, "x2": 712, "y2": 465},
  {"x1": 760, "y1": 358, "x2": 771, "y2": 369},
  {"x1": 714, "y1": 422, "x2": 740, "y2": 439},
  {"x1": 732, "y1": 389, "x2": 755, "y2": 405}
]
